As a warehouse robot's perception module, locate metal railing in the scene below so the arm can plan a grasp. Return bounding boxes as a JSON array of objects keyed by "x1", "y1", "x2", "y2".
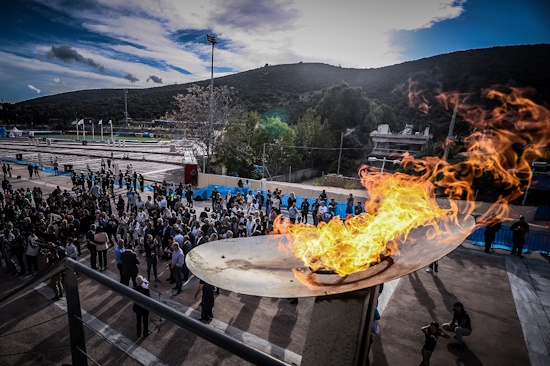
[
  {"x1": 467, "y1": 225, "x2": 550, "y2": 252},
  {"x1": 0, "y1": 258, "x2": 288, "y2": 366}
]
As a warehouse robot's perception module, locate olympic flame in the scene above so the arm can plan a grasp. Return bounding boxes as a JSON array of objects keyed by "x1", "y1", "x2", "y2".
[{"x1": 274, "y1": 86, "x2": 550, "y2": 277}]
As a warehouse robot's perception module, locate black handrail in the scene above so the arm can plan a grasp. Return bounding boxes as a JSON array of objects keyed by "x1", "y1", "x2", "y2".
[
  {"x1": 0, "y1": 258, "x2": 289, "y2": 366},
  {"x1": 63, "y1": 258, "x2": 288, "y2": 366}
]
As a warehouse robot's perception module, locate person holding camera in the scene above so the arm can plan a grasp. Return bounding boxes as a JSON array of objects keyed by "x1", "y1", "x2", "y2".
[{"x1": 144, "y1": 234, "x2": 159, "y2": 284}]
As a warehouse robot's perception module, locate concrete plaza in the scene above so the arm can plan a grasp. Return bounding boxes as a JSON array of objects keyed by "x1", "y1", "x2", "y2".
[{"x1": 0, "y1": 143, "x2": 549, "y2": 366}]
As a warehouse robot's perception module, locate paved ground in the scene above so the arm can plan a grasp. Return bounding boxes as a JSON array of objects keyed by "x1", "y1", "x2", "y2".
[{"x1": 1, "y1": 149, "x2": 549, "y2": 366}]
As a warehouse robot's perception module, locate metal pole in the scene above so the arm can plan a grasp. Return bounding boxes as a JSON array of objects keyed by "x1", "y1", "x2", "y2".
[
  {"x1": 521, "y1": 173, "x2": 533, "y2": 206},
  {"x1": 355, "y1": 285, "x2": 380, "y2": 366},
  {"x1": 262, "y1": 143, "x2": 266, "y2": 179},
  {"x1": 92, "y1": 121, "x2": 94, "y2": 141},
  {"x1": 76, "y1": 121, "x2": 79, "y2": 140},
  {"x1": 208, "y1": 36, "x2": 216, "y2": 172},
  {"x1": 101, "y1": 123, "x2": 103, "y2": 141},
  {"x1": 381, "y1": 157, "x2": 386, "y2": 174},
  {"x1": 65, "y1": 268, "x2": 88, "y2": 366},
  {"x1": 443, "y1": 98, "x2": 460, "y2": 161},
  {"x1": 337, "y1": 131, "x2": 344, "y2": 175}
]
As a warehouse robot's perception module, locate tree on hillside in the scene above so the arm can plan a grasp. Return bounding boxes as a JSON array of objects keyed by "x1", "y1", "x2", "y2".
[
  {"x1": 216, "y1": 111, "x2": 261, "y2": 177},
  {"x1": 315, "y1": 82, "x2": 372, "y2": 134},
  {"x1": 253, "y1": 116, "x2": 300, "y2": 177},
  {"x1": 164, "y1": 84, "x2": 245, "y2": 171},
  {"x1": 367, "y1": 102, "x2": 399, "y2": 132},
  {"x1": 293, "y1": 109, "x2": 337, "y2": 165}
]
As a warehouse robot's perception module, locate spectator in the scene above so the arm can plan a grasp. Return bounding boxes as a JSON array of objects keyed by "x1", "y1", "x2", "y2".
[
  {"x1": 420, "y1": 321, "x2": 450, "y2": 365},
  {"x1": 301, "y1": 198, "x2": 309, "y2": 224},
  {"x1": 65, "y1": 237, "x2": 78, "y2": 260},
  {"x1": 86, "y1": 224, "x2": 98, "y2": 270},
  {"x1": 45, "y1": 245, "x2": 64, "y2": 301},
  {"x1": 510, "y1": 215, "x2": 529, "y2": 257},
  {"x1": 194, "y1": 278, "x2": 215, "y2": 323},
  {"x1": 170, "y1": 242, "x2": 184, "y2": 294},
  {"x1": 144, "y1": 234, "x2": 159, "y2": 283},
  {"x1": 288, "y1": 203, "x2": 298, "y2": 224},
  {"x1": 346, "y1": 193, "x2": 354, "y2": 215},
  {"x1": 26, "y1": 229, "x2": 40, "y2": 276},
  {"x1": 120, "y1": 242, "x2": 139, "y2": 287},
  {"x1": 132, "y1": 275, "x2": 151, "y2": 338},
  {"x1": 112, "y1": 240, "x2": 125, "y2": 283},
  {"x1": 425, "y1": 261, "x2": 439, "y2": 278},
  {"x1": 442, "y1": 301, "x2": 472, "y2": 347},
  {"x1": 95, "y1": 227, "x2": 109, "y2": 272},
  {"x1": 483, "y1": 212, "x2": 502, "y2": 253}
]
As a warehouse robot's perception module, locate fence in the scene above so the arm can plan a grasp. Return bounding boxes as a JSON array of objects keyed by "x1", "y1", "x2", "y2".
[
  {"x1": 467, "y1": 225, "x2": 550, "y2": 253},
  {"x1": 270, "y1": 168, "x2": 319, "y2": 183},
  {"x1": 193, "y1": 184, "x2": 366, "y2": 218}
]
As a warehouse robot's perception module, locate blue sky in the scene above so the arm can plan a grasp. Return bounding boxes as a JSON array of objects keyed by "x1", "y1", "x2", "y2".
[{"x1": 1, "y1": 0, "x2": 548, "y2": 103}]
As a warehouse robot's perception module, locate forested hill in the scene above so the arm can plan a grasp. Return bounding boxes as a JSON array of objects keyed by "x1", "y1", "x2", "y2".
[{"x1": 8, "y1": 44, "x2": 550, "y2": 130}]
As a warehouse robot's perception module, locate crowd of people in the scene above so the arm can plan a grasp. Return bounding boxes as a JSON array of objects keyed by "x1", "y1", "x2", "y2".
[{"x1": 0, "y1": 161, "x2": 535, "y2": 357}]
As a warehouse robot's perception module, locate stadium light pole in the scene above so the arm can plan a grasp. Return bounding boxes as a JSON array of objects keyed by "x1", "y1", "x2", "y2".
[{"x1": 207, "y1": 34, "x2": 217, "y2": 172}]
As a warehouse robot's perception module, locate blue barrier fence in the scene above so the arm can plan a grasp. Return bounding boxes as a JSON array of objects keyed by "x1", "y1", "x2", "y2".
[
  {"x1": 194, "y1": 184, "x2": 355, "y2": 218},
  {"x1": 467, "y1": 225, "x2": 550, "y2": 254}
]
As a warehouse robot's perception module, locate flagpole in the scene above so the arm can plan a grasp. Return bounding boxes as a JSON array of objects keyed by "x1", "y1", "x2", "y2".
[
  {"x1": 83, "y1": 122, "x2": 86, "y2": 140},
  {"x1": 101, "y1": 123, "x2": 103, "y2": 141},
  {"x1": 110, "y1": 120, "x2": 113, "y2": 142},
  {"x1": 92, "y1": 121, "x2": 95, "y2": 141},
  {"x1": 76, "y1": 121, "x2": 79, "y2": 140}
]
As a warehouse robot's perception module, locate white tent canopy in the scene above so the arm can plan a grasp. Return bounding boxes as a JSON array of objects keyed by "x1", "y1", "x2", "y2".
[{"x1": 9, "y1": 127, "x2": 22, "y2": 137}]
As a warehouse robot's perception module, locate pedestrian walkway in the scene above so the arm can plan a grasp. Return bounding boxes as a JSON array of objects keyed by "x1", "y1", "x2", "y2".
[{"x1": 506, "y1": 256, "x2": 550, "y2": 366}]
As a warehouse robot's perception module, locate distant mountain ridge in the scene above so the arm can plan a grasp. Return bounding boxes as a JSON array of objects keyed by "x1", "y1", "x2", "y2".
[{"x1": 9, "y1": 44, "x2": 550, "y2": 132}]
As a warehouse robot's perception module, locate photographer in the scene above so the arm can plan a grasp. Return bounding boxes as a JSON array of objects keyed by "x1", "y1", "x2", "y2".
[{"x1": 144, "y1": 233, "x2": 159, "y2": 283}]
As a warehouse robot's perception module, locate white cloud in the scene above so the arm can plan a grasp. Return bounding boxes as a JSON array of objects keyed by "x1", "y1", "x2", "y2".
[
  {"x1": 7, "y1": 0, "x2": 466, "y2": 101},
  {"x1": 28, "y1": 84, "x2": 41, "y2": 93}
]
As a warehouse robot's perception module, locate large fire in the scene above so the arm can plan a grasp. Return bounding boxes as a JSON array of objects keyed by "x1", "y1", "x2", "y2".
[{"x1": 274, "y1": 86, "x2": 550, "y2": 277}]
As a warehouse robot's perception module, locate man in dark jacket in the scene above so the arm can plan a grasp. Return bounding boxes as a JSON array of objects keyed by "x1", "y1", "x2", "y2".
[
  {"x1": 483, "y1": 212, "x2": 502, "y2": 253},
  {"x1": 132, "y1": 275, "x2": 151, "y2": 337},
  {"x1": 511, "y1": 215, "x2": 530, "y2": 257},
  {"x1": 121, "y1": 242, "x2": 139, "y2": 287},
  {"x1": 86, "y1": 224, "x2": 98, "y2": 269}
]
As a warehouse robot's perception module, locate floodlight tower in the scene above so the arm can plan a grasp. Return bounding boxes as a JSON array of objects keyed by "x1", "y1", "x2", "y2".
[{"x1": 207, "y1": 34, "x2": 217, "y2": 171}]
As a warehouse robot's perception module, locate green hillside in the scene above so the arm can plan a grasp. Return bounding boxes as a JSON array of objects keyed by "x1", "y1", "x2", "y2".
[{"x1": 4, "y1": 44, "x2": 550, "y2": 139}]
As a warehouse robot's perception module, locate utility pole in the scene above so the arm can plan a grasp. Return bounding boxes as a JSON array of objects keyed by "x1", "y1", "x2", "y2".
[
  {"x1": 337, "y1": 132, "x2": 344, "y2": 175},
  {"x1": 262, "y1": 143, "x2": 266, "y2": 179},
  {"x1": 124, "y1": 89, "x2": 128, "y2": 127},
  {"x1": 443, "y1": 98, "x2": 460, "y2": 162}
]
